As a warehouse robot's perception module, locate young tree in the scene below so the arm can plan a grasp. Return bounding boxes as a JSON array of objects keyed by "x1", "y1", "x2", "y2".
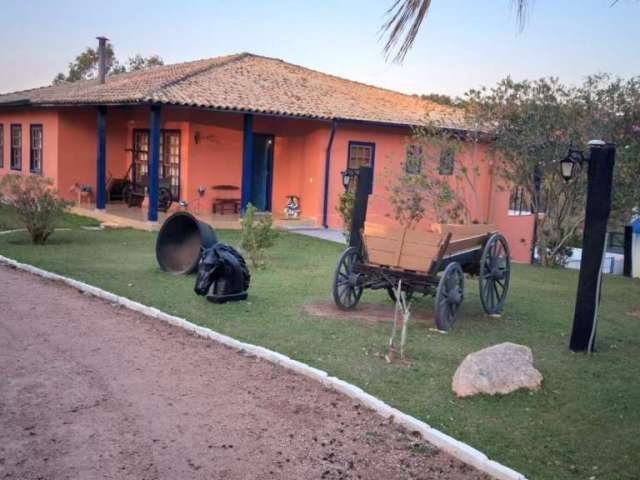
[
  {"x1": 239, "y1": 203, "x2": 278, "y2": 268},
  {"x1": 52, "y1": 43, "x2": 163, "y2": 84},
  {"x1": 386, "y1": 120, "x2": 481, "y2": 229},
  {"x1": 0, "y1": 175, "x2": 71, "y2": 244}
]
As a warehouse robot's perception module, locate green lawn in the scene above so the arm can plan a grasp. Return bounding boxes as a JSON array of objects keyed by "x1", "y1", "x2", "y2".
[
  {"x1": 0, "y1": 226, "x2": 638, "y2": 479},
  {"x1": 0, "y1": 204, "x2": 100, "y2": 231}
]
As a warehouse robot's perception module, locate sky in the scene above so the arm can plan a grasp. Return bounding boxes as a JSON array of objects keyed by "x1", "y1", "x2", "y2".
[{"x1": 0, "y1": 0, "x2": 638, "y2": 96}]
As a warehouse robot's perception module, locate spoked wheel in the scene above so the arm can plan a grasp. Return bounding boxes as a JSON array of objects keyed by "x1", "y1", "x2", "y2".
[
  {"x1": 158, "y1": 187, "x2": 173, "y2": 212},
  {"x1": 479, "y1": 233, "x2": 511, "y2": 315},
  {"x1": 332, "y1": 247, "x2": 364, "y2": 310},
  {"x1": 434, "y1": 262, "x2": 464, "y2": 331}
]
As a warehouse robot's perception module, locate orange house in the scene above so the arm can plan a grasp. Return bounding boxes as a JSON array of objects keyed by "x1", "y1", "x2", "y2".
[{"x1": 0, "y1": 51, "x2": 534, "y2": 262}]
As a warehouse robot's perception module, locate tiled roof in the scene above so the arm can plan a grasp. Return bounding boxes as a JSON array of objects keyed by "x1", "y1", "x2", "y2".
[{"x1": 0, "y1": 53, "x2": 465, "y2": 128}]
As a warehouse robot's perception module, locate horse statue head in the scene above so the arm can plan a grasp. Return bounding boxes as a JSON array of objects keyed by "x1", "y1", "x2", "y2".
[
  {"x1": 194, "y1": 246, "x2": 225, "y2": 296},
  {"x1": 194, "y1": 244, "x2": 251, "y2": 303}
]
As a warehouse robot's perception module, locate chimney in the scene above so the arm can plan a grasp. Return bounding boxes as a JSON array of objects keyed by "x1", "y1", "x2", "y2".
[{"x1": 96, "y1": 36, "x2": 108, "y2": 84}]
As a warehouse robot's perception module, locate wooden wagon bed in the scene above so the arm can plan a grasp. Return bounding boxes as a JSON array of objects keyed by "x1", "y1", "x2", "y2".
[{"x1": 362, "y1": 222, "x2": 498, "y2": 274}]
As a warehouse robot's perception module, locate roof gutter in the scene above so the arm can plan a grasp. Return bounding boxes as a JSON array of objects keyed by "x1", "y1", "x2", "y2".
[{"x1": 321, "y1": 119, "x2": 338, "y2": 228}]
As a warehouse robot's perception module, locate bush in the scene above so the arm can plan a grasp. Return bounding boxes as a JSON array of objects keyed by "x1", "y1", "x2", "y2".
[
  {"x1": 336, "y1": 191, "x2": 355, "y2": 241},
  {"x1": 239, "y1": 203, "x2": 277, "y2": 268},
  {"x1": 0, "y1": 174, "x2": 71, "y2": 244}
]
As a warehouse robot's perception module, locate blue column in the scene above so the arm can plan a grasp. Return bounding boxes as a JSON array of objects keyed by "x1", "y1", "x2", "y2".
[
  {"x1": 95, "y1": 106, "x2": 107, "y2": 210},
  {"x1": 148, "y1": 105, "x2": 161, "y2": 222},
  {"x1": 322, "y1": 119, "x2": 337, "y2": 227},
  {"x1": 240, "y1": 113, "x2": 254, "y2": 213}
]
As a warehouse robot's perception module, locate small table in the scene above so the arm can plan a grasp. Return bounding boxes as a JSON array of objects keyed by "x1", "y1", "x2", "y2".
[{"x1": 212, "y1": 185, "x2": 241, "y2": 214}]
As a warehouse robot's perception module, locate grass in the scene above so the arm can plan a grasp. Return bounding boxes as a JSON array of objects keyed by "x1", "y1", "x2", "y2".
[
  {"x1": 0, "y1": 227, "x2": 638, "y2": 479},
  {"x1": 0, "y1": 204, "x2": 100, "y2": 231}
]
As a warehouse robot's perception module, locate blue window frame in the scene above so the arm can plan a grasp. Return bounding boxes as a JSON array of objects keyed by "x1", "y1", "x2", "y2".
[
  {"x1": 347, "y1": 141, "x2": 375, "y2": 193},
  {"x1": 0, "y1": 124, "x2": 4, "y2": 168},
  {"x1": 10, "y1": 124, "x2": 22, "y2": 171},
  {"x1": 405, "y1": 144, "x2": 423, "y2": 175},
  {"x1": 439, "y1": 147, "x2": 455, "y2": 175},
  {"x1": 30, "y1": 124, "x2": 43, "y2": 174}
]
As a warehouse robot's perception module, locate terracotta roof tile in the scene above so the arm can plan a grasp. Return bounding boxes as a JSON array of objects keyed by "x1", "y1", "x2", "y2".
[{"x1": 0, "y1": 53, "x2": 466, "y2": 128}]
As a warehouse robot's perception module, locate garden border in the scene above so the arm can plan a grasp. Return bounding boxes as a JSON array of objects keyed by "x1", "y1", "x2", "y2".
[{"x1": 0, "y1": 254, "x2": 526, "y2": 480}]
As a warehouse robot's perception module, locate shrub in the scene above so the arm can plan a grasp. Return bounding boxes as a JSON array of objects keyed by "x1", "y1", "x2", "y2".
[
  {"x1": 0, "y1": 174, "x2": 71, "y2": 244},
  {"x1": 336, "y1": 190, "x2": 355, "y2": 241},
  {"x1": 239, "y1": 203, "x2": 277, "y2": 268}
]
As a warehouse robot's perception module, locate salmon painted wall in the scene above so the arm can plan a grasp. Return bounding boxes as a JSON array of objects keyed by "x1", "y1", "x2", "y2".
[
  {"x1": 254, "y1": 116, "x2": 328, "y2": 220},
  {"x1": 0, "y1": 108, "x2": 59, "y2": 189},
  {"x1": 492, "y1": 185, "x2": 535, "y2": 263},
  {"x1": 183, "y1": 109, "x2": 241, "y2": 211},
  {"x1": 0, "y1": 105, "x2": 533, "y2": 262},
  {"x1": 324, "y1": 124, "x2": 494, "y2": 227}
]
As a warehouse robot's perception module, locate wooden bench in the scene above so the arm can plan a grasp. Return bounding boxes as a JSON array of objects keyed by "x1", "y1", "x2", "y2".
[
  {"x1": 211, "y1": 185, "x2": 241, "y2": 214},
  {"x1": 362, "y1": 222, "x2": 497, "y2": 273}
]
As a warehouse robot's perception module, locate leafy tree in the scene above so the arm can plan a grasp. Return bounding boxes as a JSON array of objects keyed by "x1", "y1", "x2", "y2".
[
  {"x1": 419, "y1": 93, "x2": 467, "y2": 107},
  {"x1": 465, "y1": 75, "x2": 640, "y2": 266},
  {"x1": 126, "y1": 54, "x2": 165, "y2": 72},
  {"x1": 53, "y1": 43, "x2": 163, "y2": 85}
]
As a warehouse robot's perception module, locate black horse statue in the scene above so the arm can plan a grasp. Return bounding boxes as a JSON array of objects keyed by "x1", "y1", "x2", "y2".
[{"x1": 194, "y1": 244, "x2": 250, "y2": 303}]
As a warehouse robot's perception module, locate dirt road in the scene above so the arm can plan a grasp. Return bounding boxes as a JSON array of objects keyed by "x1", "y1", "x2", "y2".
[{"x1": 0, "y1": 265, "x2": 487, "y2": 479}]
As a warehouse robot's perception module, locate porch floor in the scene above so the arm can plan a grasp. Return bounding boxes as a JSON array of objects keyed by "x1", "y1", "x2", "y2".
[{"x1": 71, "y1": 203, "x2": 318, "y2": 232}]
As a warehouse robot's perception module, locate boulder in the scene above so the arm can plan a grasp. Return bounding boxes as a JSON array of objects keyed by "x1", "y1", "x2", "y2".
[{"x1": 452, "y1": 342, "x2": 543, "y2": 397}]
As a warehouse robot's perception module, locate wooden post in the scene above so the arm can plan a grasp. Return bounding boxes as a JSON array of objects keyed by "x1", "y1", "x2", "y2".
[
  {"x1": 148, "y1": 105, "x2": 161, "y2": 222},
  {"x1": 240, "y1": 114, "x2": 254, "y2": 214},
  {"x1": 569, "y1": 142, "x2": 615, "y2": 352},
  {"x1": 95, "y1": 106, "x2": 107, "y2": 210},
  {"x1": 349, "y1": 166, "x2": 372, "y2": 252},
  {"x1": 623, "y1": 225, "x2": 632, "y2": 277}
]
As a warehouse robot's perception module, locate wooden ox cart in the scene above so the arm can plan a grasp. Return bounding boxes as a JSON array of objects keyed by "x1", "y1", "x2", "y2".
[
  {"x1": 332, "y1": 222, "x2": 511, "y2": 330},
  {"x1": 331, "y1": 167, "x2": 510, "y2": 331}
]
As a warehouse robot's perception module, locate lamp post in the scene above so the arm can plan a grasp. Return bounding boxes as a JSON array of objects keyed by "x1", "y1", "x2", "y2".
[
  {"x1": 340, "y1": 168, "x2": 358, "y2": 192},
  {"x1": 561, "y1": 140, "x2": 616, "y2": 352}
]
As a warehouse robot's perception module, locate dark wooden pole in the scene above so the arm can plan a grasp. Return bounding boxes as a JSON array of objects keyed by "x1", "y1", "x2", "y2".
[
  {"x1": 623, "y1": 225, "x2": 632, "y2": 277},
  {"x1": 569, "y1": 142, "x2": 616, "y2": 352},
  {"x1": 349, "y1": 166, "x2": 372, "y2": 252},
  {"x1": 240, "y1": 114, "x2": 254, "y2": 214},
  {"x1": 95, "y1": 106, "x2": 107, "y2": 210},
  {"x1": 147, "y1": 105, "x2": 161, "y2": 222}
]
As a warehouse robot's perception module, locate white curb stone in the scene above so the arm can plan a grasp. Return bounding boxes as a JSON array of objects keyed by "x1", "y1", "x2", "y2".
[{"x1": 0, "y1": 255, "x2": 527, "y2": 480}]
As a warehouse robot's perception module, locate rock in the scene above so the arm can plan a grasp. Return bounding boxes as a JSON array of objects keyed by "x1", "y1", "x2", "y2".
[{"x1": 452, "y1": 342, "x2": 543, "y2": 397}]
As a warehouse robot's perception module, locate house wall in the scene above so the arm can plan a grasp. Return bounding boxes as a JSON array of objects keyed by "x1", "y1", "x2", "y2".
[
  {"x1": 324, "y1": 123, "x2": 495, "y2": 226},
  {"x1": 493, "y1": 186, "x2": 536, "y2": 263},
  {"x1": 0, "y1": 105, "x2": 534, "y2": 262},
  {"x1": 322, "y1": 122, "x2": 532, "y2": 262},
  {"x1": 0, "y1": 107, "x2": 59, "y2": 188}
]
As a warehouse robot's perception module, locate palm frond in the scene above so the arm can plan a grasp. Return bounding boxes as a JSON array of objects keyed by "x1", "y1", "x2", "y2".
[
  {"x1": 381, "y1": 0, "x2": 532, "y2": 63},
  {"x1": 381, "y1": 0, "x2": 431, "y2": 63}
]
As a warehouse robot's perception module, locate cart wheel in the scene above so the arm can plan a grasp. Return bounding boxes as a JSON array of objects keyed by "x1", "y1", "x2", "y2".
[
  {"x1": 479, "y1": 233, "x2": 511, "y2": 315},
  {"x1": 386, "y1": 287, "x2": 414, "y2": 303},
  {"x1": 122, "y1": 183, "x2": 132, "y2": 205},
  {"x1": 158, "y1": 187, "x2": 173, "y2": 212},
  {"x1": 332, "y1": 247, "x2": 364, "y2": 310},
  {"x1": 435, "y1": 262, "x2": 464, "y2": 331}
]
